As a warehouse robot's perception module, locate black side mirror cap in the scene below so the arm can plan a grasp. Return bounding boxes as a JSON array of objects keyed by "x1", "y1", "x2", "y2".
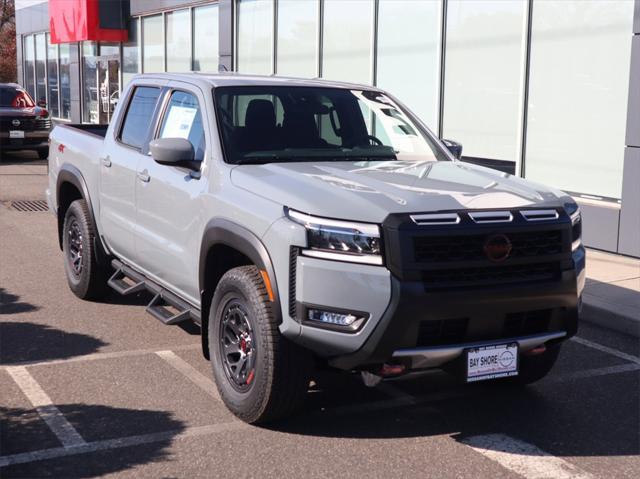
[
  {"x1": 149, "y1": 137, "x2": 199, "y2": 171},
  {"x1": 442, "y1": 139, "x2": 463, "y2": 160}
]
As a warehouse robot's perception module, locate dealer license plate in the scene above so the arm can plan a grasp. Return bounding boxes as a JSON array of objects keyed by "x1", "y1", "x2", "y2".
[
  {"x1": 466, "y1": 343, "x2": 518, "y2": 382},
  {"x1": 9, "y1": 130, "x2": 25, "y2": 139}
]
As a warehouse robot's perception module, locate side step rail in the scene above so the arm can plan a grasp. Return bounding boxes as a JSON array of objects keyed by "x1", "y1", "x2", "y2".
[{"x1": 108, "y1": 259, "x2": 200, "y2": 325}]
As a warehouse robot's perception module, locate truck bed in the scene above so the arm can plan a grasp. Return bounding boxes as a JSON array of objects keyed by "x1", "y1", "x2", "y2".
[{"x1": 63, "y1": 123, "x2": 109, "y2": 138}]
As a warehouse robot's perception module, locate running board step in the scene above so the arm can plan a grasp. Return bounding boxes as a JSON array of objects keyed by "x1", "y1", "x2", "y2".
[
  {"x1": 108, "y1": 259, "x2": 200, "y2": 325},
  {"x1": 146, "y1": 292, "x2": 191, "y2": 325},
  {"x1": 107, "y1": 267, "x2": 146, "y2": 295}
]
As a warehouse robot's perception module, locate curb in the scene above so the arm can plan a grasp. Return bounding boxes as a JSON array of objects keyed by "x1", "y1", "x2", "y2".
[{"x1": 581, "y1": 300, "x2": 640, "y2": 338}]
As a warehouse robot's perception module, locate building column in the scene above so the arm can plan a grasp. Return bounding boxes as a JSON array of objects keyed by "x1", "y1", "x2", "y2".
[
  {"x1": 218, "y1": 0, "x2": 234, "y2": 72},
  {"x1": 618, "y1": 0, "x2": 640, "y2": 257}
]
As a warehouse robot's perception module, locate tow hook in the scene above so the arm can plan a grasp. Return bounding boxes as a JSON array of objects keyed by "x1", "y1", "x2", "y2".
[{"x1": 361, "y1": 363, "x2": 407, "y2": 387}]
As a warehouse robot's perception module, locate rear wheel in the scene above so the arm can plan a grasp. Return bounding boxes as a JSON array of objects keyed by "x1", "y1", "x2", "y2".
[
  {"x1": 209, "y1": 266, "x2": 311, "y2": 424},
  {"x1": 62, "y1": 199, "x2": 108, "y2": 300}
]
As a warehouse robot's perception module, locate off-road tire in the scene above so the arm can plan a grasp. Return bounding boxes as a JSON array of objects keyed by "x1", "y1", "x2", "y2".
[
  {"x1": 209, "y1": 266, "x2": 311, "y2": 424},
  {"x1": 62, "y1": 199, "x2": 108, "y2": 300}
]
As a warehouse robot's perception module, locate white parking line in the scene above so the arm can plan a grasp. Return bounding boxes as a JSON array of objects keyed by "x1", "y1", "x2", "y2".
[
  {"x1": 548, "y1": 362, "x2": 640, "y2": 383},
  {"x1": 0, "y1": 421, "x2": 247, "y2": 468},
  {"x1": 155, "y1": 350, "x2": 222, "y2": 402},
  {"x1": 571, "y1": 337, "x2": 640, "y2": 365},
  {"x1": 6, "y1": 366, "x2": 86, "y2": 448},
  {"x1": 462, "y1": 433, "x2": 595, "y2": 479},
  {"x1": 1, "y1": 343, "x2": 201, "y2": 369}
]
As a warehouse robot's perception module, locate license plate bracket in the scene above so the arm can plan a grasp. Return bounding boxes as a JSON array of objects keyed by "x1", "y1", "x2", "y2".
[
  {"x1": 9, "y1": 130, "x2": 25, "y2": 139},
  {"x1": 466, "y1": 342, "x2": 518, "y2": 383}
]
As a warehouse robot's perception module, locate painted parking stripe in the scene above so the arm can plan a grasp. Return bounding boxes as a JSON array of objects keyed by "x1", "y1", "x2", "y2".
[
  {"x1": 462, "y1": 434, "x2": 595, "y2": 479},
  {"x1": 155, "y1": 350, "x2": 222, "y2": 402},
  {"x1": 0, "y1": 422, "x2": 247, "y2": 468},
  {"x1": 6, "y1": 366, "x2": 86, "y2": 448},
  {"x1": 571, "y1": 337, "x2": 640, "y2": 365},
  {"x1": 0, "y1": 343, "x2": 201, "y2": 369},
  {"x1": 548, "y1": 362, "x2": 640, "y2": 383}
]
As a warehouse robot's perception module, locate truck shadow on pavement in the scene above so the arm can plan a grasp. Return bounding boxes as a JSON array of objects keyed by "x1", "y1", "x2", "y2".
[
  {"x1": 0, "y1": 322, "x2": 107, "y2": 365},
  {"x1": 0, "y1": 404, "x2": 185, "y2": 478},
  {"x1": 0, "y1": 288, "x2": 39, "y2": 315},
  {"x1": 275, "y1": 369, "x2": 639, "y2": 459}
]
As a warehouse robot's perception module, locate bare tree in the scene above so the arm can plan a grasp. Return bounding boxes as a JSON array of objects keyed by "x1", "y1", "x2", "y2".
[{"x1": 0, "y1": 0, "x2": 16, "y2": 82}]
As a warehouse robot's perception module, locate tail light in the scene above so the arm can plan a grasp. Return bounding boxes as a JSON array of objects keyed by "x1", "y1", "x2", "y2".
[{"x1": 11, "y1": 90, "x2": 35, "y2": 108}]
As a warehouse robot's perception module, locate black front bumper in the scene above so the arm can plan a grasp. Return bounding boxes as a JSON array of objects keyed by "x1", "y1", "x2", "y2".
[{"x1": 329, "y1": 247, "x2": 585, "y2": 371}]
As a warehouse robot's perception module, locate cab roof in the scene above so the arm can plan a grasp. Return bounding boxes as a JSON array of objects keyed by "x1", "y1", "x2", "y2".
[{"x1": 130, "y1": 72, "x2": 382, "y2": 92}]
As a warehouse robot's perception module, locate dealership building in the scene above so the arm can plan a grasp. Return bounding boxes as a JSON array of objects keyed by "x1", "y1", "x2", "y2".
[{"x1": 14, "y1": 0, "x2": 640, "y2": 257}]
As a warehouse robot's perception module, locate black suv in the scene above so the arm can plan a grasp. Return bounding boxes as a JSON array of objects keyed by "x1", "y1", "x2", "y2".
[{"x1": 0, "y1": 83, "x2": 51, "y2": 159}]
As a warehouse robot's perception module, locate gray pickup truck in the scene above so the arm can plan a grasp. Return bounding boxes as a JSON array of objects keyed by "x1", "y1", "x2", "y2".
[{"x1": 47, "y1": 73, "x2": 585, "y2": 423}]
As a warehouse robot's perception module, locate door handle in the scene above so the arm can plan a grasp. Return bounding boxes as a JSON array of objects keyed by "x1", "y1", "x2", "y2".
[
  {"x1": 101, "y1": 156, "x2": 112, "y2": 167},
  {"x1": 137, "y1": 169, "x2": 151, "y2": 183}
]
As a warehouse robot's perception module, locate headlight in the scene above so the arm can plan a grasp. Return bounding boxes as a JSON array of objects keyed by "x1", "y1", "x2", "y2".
[
  {"x1": 286, "y1": 208, "x2": 383, "y2": 265},
  {"x1": 564, "y1": 202, "x2": 582, "y2": 251}
]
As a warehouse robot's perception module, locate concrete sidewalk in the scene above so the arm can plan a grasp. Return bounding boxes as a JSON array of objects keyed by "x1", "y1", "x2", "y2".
[{"x1": 583, "y1": 249, "x2": 640, "y2": 337}]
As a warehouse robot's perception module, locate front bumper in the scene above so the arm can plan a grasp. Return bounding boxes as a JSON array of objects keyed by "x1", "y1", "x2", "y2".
[
  {"x1": 292, "y1": 245, "x2": 584, "y2": 371},
  {"x1": 0, "y1": 131, "x2": 49, "y2": 150}
]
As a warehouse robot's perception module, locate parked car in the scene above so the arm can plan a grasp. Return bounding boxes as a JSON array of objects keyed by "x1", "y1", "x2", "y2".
[
  {"x1": 0, "y1": 83, "x2": 51, "y2": 159},
  {"x1": 46, "y1": 73, "x2": 585, "y2": 423}
]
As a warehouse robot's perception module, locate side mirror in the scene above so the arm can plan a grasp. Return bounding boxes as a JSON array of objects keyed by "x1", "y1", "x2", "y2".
[
  {"x1": 442, "y1": 139, "x2": 463, "y2": 160},
  {"x1": 149, "y1": 138, "x2": 199, "y2": 170}
]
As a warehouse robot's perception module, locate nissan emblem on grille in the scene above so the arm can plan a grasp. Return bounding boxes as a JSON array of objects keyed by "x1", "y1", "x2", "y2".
[
  {"x1": 483, "y1": 234, "x2": 512, "y2": 262},
  {"x1": 12, "y1": 119, "x2": 20, "y2": 127}
]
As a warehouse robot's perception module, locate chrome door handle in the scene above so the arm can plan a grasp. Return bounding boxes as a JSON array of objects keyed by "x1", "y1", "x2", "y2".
[
  {"x1": 137, "y1": 170, "x2": 150, "y2": 183},
  {"x1": 101, "y1": 156, "x2": 112, "y2": 167}
]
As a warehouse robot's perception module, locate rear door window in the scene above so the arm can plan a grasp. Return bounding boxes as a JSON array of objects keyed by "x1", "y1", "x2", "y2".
[
  {"x1": 119, "y1": 86, "x2": 161, "y2": 149},
  {"x1": 158, "y1": 91, "x2": 206, "y2": 162}
]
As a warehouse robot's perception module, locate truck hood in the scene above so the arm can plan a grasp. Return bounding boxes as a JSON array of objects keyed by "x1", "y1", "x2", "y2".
[{"x1": 231, "y1": 160, "x2": 571, "y2": 223}]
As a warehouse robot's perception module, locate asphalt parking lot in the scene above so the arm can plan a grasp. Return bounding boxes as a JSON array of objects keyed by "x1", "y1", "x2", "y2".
[{"x1": 1, "y1": 152, "x2": 639, "y2": 478}]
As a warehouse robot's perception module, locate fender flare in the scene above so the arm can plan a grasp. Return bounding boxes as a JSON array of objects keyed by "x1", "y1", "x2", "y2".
[
  {"x1": 55, "y1": 164, "x2": 109, "y2": 262},
  {"x1": 199, "y1": 219, "x2": 282, "y2": 357}
]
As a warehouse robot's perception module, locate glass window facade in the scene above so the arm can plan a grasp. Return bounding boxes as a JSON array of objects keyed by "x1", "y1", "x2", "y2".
[
  {"x1": 123, "y1": 18, "x2": 139, "y2": 87},
  {"x1": 237, "y1": 0, "x2": 274, "y2": 74},
  {"x1": 142, "y1": 15, "x2": 164, "y2": 73},
  {"x1": 443, "y1": 0, "x2": 527, "y2": 161},
  {"x1": 524, "y1": 0, "x2": 633, "y2": 199},
  {"x1": 166, "y1": 9, "x2": 191, "y2": 72},
  {"x1": 46, "y1": 34, "x2": 59, "y2": 118},
  {"x1": 82, "y1": 42, "x2": 98, "y2": 123},
  {"x1": 193, "y1": 4, "x2": 219, "y2": 72},
  {"x1": 377, "y1": 0, "x2": 441, "y2": 130},
  {"x1": 23, "y1": 35, "x2": 35, "y2": 98},
  {"x1": 322, "y1": 0, "x2": 373, "y2": 84},
  {"x1": 276, "y1": 0, "x2": 318, "y2": 77},
  {"x1": 34, "y1": 33, "x2": 47, "y2": 105},
  {"x1": 59, "y1": 43, "x2": 71, "y2": 120}
]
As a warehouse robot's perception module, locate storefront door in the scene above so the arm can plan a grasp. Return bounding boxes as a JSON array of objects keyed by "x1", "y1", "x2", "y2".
[{"x1": 97, "y1": 56, "x2": 121, "y2": 124}]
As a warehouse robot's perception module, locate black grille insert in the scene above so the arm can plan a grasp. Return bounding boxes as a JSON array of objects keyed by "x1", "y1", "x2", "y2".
[
  {"x1": 503, "y1": 309, "x2": 552, "y2": 337},
  {"x1": 416, "y1": 317, "x2": 469, "y2": 347},
  {"x1": 423, "y1": 262, "x2": 560, "y2": 289},
  {"x1": 414, "y1": 230, "x2": 563, "y2": 264}
]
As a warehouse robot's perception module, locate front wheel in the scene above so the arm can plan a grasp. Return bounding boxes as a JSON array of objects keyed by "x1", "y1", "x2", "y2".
[
  {"x1": 209, "y1": 266, "x2": 311, "y2": 424},
  {"x1": 62, "y1": 199, "x2": 108, "y2": 300}
]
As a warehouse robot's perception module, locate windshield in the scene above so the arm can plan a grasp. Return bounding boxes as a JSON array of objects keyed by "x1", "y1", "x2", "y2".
[
  {"x1": 213, "y1": 86, "x2": 449, "y2": 164},
  {"x1": 0, "y1": 86, "x2": 35, "y2": 108}
]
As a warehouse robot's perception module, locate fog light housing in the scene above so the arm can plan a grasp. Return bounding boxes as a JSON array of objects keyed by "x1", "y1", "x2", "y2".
[{"x1": 305, "y1": 308, "x2": 368, "y2": 332}]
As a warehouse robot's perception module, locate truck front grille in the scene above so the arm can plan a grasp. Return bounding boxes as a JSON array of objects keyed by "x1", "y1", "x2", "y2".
[
  {"x1": 422, "y1": 262, "x2": 560, "y2": 289},
  {"x1": 414, "y1": 230, "x2": 563, "y2": 263},
  {"x1": 0, "y1": 117, "x2": 51, "y2": 131},
  {"x1": 383, "y1": 209, "x2": 572, "y2": 289}
]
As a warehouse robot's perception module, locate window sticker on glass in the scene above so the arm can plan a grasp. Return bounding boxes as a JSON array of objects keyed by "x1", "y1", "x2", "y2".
[{"x1": 161, "y1": 106, "x2": 198, "y2": 139}]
